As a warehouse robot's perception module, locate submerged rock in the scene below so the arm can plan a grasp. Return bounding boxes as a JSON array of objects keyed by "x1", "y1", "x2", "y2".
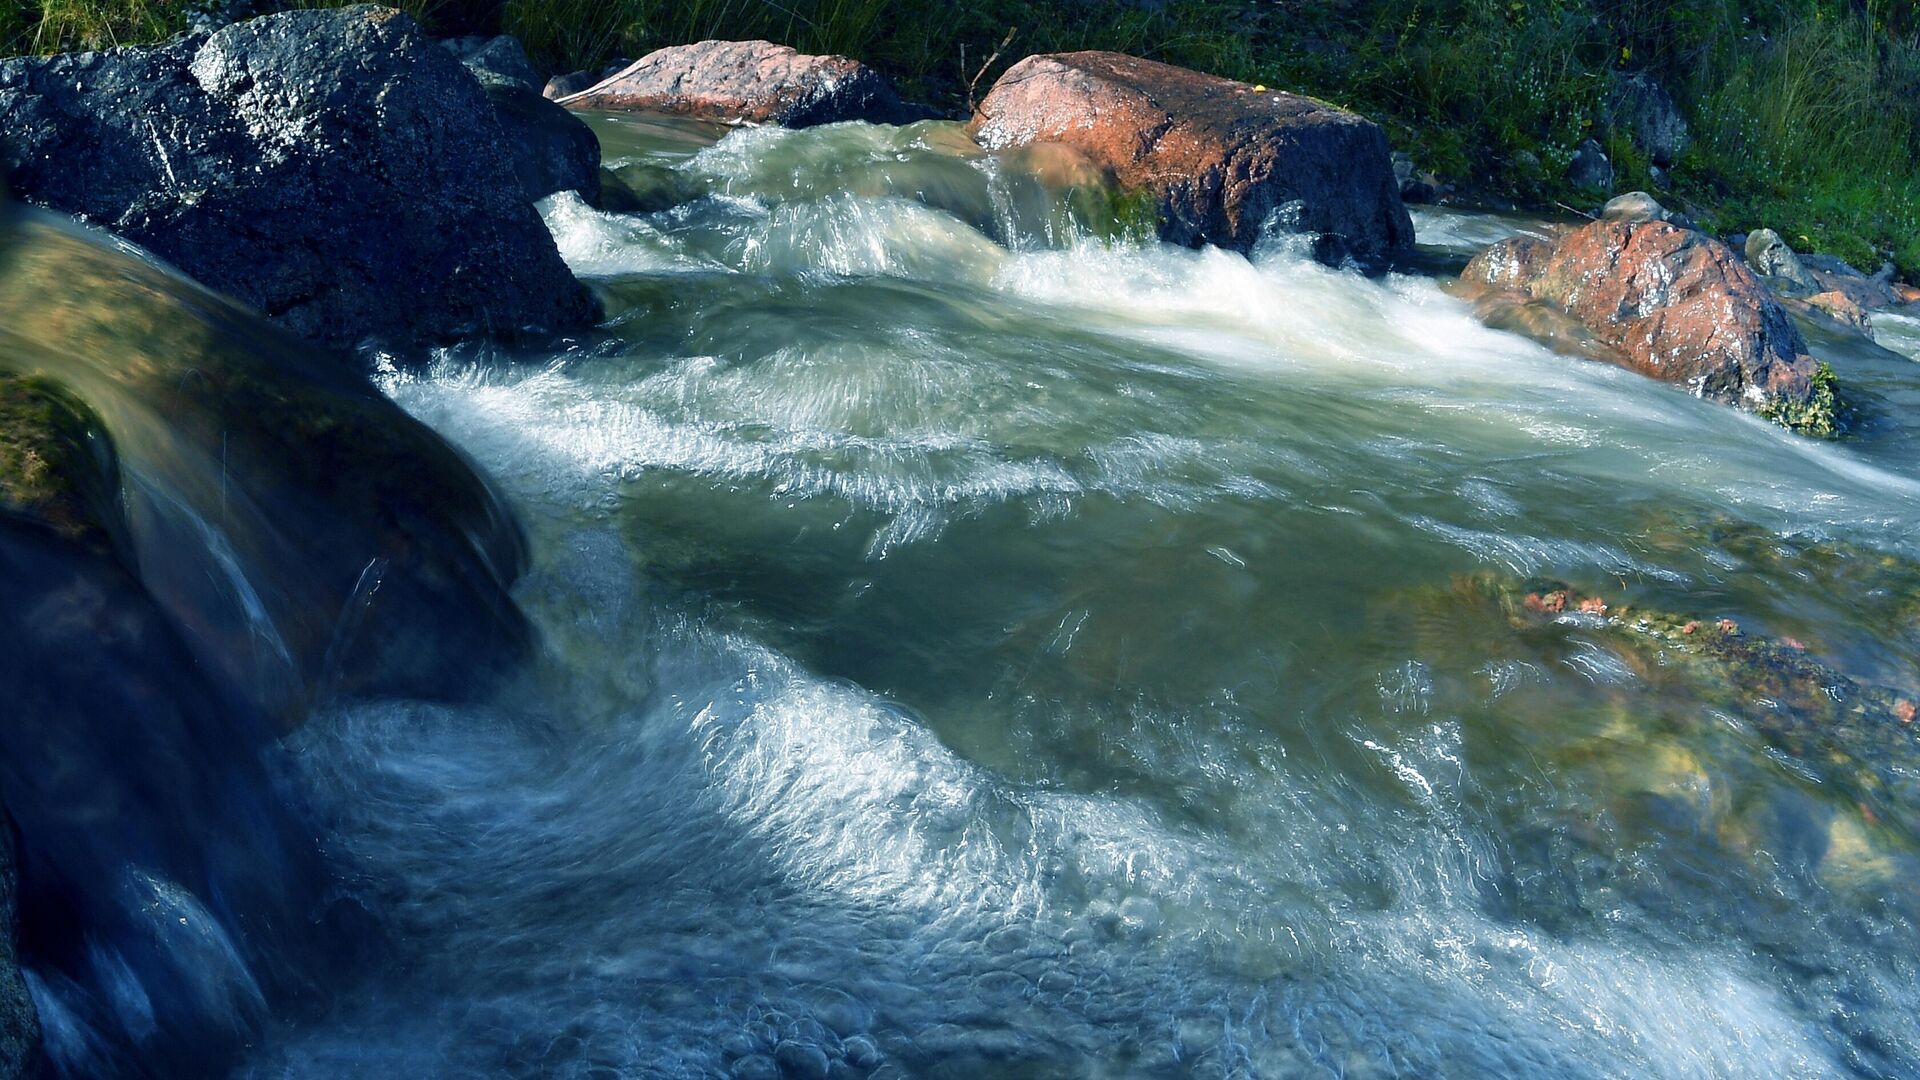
[
  {"x1": 0, "y1": 203, "x2": 535, "y2": 720},
  {"x1": 969, "y1": 52, "x2": 1413, "y2": 267},
  {"x1": 0, "y1": 6, "x2": 595, "y2": 352},
  {"x1": 0, "y1": 373, "x2": 130, "y2": 563},
  {"x1": 1460, "y1": 218, "x2": 1833, "y2": 432},
  {"x1": 0, "y1": 197, "x2": 532, "y2": 1071},
  {"x1": 558, "y1": 40, "x2": 917, "y2": 127}
]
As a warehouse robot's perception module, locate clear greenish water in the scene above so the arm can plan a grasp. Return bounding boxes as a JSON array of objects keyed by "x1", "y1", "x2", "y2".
[{"x1": 230, "y1": 118, "x2": 1920, "y2": 1078}]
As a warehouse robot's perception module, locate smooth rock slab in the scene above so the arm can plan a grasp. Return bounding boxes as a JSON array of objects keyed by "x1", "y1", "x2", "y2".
[
  {"x1": 559, "y1": 40, "x2": 917, "y2": 127},
  {"x1": 0, "y1": 6, "x2": 595, "y2": 352},
  {"x1": 968, "y1": 51, "x2": 1413, "y2": 267},
  {"x1": 1460, "y1": 219, "x2": 1821, "y2": 417}
]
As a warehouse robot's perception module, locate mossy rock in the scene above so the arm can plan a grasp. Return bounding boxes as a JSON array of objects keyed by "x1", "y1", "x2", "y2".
[
  {"x1": 0, "y1": 372, "x2": 128, "y2": 562},
  {"x1": 1757, "y1": 360, "x2": 1849, "y2": 438},
  {"x1": 0, "y1": 204, "x2": 534, "y2": 720}
]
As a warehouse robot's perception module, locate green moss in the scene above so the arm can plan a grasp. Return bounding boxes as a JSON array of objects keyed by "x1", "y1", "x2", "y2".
[
  {"x1": 1758, "y1": 360, "x2": 1848, "y2": 439},
  {"x1": 0, "y1": 370, "x2": 128, "y2": 557},
  {"x1": 1069, "y1": 182, "x2": 1161, "y2": 244}
]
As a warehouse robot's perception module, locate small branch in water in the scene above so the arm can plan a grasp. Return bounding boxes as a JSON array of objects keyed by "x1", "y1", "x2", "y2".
[
  {"x1": 1554, "y1": 201, "x2": 1597, "y2": 220},
  {"x1": 967, "y1": 27, "x2": 1018, "y2": 114}
]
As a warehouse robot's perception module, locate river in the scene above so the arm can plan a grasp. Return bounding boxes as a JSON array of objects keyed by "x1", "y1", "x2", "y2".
[{"x1": 20, "y1": 113, "x2": 1920, "y2": 1078}]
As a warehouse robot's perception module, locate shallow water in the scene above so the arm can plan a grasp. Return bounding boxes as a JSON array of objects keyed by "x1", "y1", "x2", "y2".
[{"x1": 178, "y1": 118, "x2": 1920, "y2": 1077}]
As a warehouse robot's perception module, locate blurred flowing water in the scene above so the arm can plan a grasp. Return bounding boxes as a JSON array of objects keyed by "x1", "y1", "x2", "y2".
[{"x1": 48, "y1": 115, "x2": 1920, "y2": 1077}]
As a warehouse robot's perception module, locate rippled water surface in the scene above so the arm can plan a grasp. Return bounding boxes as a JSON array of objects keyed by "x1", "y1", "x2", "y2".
[{"x1": 244, "y1": 118, "x2": 1920, "y2": 1078}]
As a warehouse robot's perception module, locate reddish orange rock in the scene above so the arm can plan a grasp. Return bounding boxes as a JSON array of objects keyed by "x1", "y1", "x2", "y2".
[
  {"x1": 1804, "y1": 289, "x2": 1872, "y2": 332},
  {"x1": 558, "y1": 40, "x2": 916, "y2": 127},
  {"x1": 968, "y1": 51, "x2": 1413, "y2": 267},
  {"x1": 1460, "y1": 220, "x2": 1819, "y2": 414}
]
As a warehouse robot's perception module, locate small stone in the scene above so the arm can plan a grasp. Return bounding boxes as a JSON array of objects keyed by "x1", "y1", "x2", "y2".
[
  {"x1": 774, "y1": 1041, "x2": 832, "y2": 1080},
  {"x1": 841, "y1": 1034, "x2": 883, "y2": 1069},
  {"x1": 1600, "y1": 191, "x2": 1668, "y2": 225},
  {"x1": 1567, "y1": 138, "x2": 1613, "y2": 194},
  {"x1": 732, "y1": 1055, "x2": 782, "y2": 1080},
  {"x1": 1745, "y1": 229, "x2": 1819, "y2": 293}
]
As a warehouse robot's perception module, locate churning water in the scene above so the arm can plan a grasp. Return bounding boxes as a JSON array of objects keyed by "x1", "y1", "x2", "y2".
[{"x1": 188, "y1": 117, "x2": 1920, "y2": 1077}]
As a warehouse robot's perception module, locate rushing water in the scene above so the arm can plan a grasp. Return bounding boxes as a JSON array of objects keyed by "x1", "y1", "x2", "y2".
[{"x1": 15, "y1": 114, "x2": 1920, "y2": 1078}]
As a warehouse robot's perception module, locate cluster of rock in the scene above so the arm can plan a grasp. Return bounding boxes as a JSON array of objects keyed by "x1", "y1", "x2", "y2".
[{"x1": 0, "y1": 7, "x2": 1914, "y2": 1071}]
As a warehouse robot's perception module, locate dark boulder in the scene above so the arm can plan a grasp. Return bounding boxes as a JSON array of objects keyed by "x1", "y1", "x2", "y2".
[
  {"x1": 1566, "y1": 138, "x2": 1613, "y2": 194},
  {"x1": 558, "y1": 40, "x2": 919, "y2": 127},
  {"x1": 444, "y1": 34, "x2": 601, "y2": 203},
  {"x1": 476, "y1": 71, "x2": 602, "y2": 203},
  {"x1": 545, "y1": 69, "x2": 597, "y2": 99},
  {"x1": 968, "y1": 51, "x2": 1413, "y2": 267},
  {"x1": 0, "y1": 6, "x2": 595, "y2": 352},
  {"x1": 440, "y1": 32, "x2": 541, "y2": 90},
  {"x1": 1459, "y1": 218, "x2": 1831, "y2": 430},
  {"x1": 1604, "y1": 73, "x2": 1690, "y2": 166}
]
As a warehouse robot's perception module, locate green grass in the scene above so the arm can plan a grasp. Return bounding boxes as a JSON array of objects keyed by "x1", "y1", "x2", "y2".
[{"x1": 4, "y1": 0, "x2": 1920, "y2": 277}]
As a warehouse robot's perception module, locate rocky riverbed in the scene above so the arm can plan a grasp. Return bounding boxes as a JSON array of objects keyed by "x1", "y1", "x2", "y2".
[{"x1": 6, "y1": 10, "x2": 1920, "y2": 1079}]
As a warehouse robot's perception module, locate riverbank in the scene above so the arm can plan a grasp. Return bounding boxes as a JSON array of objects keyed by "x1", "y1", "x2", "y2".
[{"x1": 7, "y1": 0, "x2": 1919, "y2": 281}]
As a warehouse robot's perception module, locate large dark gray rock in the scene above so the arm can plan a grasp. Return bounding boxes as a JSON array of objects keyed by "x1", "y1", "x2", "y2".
[
  {"x1": 1604, "y1": 73, "x2": 1690, "y2": 166},
  {"x1": 440, "y1": 34, "x2": 601, "y2": 203},
  {"x1": 441, "y1": 32, "x2": 541, "y2": 90},
  {"x1": 467, "y1": 73, "x2": 602, "y2": 204},
  {"x1": 0, "y1": 6, "x2": 596, "y2": 351},
  {"x1": 0, "y1": 818, "x2": 33, "y2": 1080}
]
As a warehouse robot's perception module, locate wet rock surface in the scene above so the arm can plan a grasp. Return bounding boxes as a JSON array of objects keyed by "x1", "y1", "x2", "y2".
[
  {"x1": 0, "y1": 204, "x2": 535, "y2": 720},
  {"x1": 1460, "y1": 218, "x2": 1824, "y2": 424},
  {"x1": 559, "y1": 40, "x2": 918, "y2": 127},
  {"x1": 0, "y1": 6, "x2": 595, "y2": 352},
  {"x1": 968, "y1": 51, "x2": 1413, "y2": 266}
]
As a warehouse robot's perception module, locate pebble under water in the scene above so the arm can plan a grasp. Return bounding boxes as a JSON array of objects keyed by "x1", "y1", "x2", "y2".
[{"x1": 227, "y1": 118, "x2": 1920, "y2": 1078}]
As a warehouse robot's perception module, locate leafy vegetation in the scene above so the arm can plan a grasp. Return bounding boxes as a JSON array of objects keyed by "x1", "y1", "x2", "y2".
[
  {"x1": 4, "y1": 0, "x2": 1919, "y2": 276},
  {"x1": 1759, "y1": 358, "x2": 1850, "y2": 436}
]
